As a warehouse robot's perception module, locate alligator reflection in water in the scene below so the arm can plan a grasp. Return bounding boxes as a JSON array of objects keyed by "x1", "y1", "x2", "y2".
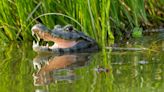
[{"x1": 32, "y1": 52, "x2": 94, "y2": 86}]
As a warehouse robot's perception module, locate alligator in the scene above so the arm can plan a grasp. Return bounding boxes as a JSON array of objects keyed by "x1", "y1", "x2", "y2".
[{"x1": 31, "y1": 24, "x2": 99, "y2": 53}]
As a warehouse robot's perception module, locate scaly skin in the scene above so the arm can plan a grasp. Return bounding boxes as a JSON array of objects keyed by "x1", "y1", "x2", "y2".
[{"x1": 31, "y1": 24, "x2": 99, "y2": 53}]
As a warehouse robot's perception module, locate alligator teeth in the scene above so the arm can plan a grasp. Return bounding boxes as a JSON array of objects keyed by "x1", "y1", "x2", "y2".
[
  {"x1": 33, "y1": 40, "x2": 35, "y2": 45},
  {"x1": 33, "y1": 41, "x2": 37, "y2": 47},
  {"x1": 46, "y1": 43, "x2": 49, "y2": 47},
  {"x1": 36, "y1": 35, "x2": 40, "y2": 41},
  {"x1": 33, "y1": 41, "x2": 36, "y2": 48},
  {"x1": 33, "y1": 40, "x2": 39, "y2": 48},
  {"x1": 37, "y1": 41, "x2": 39, "y2": 46},
  {"x1": 33, "y1": 63, "x2": 41, "y2": 70},
  {"x1": 32, "y1": 31, "x2": 34, "y2": 36}
]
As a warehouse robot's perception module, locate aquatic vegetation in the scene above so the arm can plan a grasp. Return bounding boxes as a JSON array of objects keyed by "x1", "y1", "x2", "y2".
[{"x1": 132, "y1": 27, "x2": 143, "y2": 38}]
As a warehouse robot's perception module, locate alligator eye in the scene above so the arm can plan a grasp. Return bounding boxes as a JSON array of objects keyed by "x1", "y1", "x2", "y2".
[
  {"x1": 68, "y1": 26, "x2": 73, "y2": 31},
  {"x1": 65, "y1": 25, "x2": 73, "y2": 32}
]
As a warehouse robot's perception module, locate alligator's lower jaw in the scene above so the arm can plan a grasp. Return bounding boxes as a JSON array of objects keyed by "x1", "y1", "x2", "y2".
[
  {"x1": 33, "y1": 40, "x2": 77, "y2": 48},
  {"x1": 32, "y1": 42, "x2": 57, "y2": 53},
  {"x1": 32, "y1": 40, "x2": 78, "y2": 53}
]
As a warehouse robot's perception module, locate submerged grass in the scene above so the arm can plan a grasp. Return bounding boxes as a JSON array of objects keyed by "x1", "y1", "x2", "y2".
[{"x1": 0, "y1": 0, "x2": 163, "y2": 45}]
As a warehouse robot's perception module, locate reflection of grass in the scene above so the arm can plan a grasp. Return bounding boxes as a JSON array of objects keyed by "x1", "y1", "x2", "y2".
[
  {"x1": 111, "y1": 48, "x2": 164, "y2": 92},
  {"x1": 0, "y1": 43, "x2": 35, "y2": 92},
  {"x1": 0, "y1": 0, "x2": 163, "y2": 44},
  {"x1": 0, "y1": 42, "x2": 163, "y2": 92}
]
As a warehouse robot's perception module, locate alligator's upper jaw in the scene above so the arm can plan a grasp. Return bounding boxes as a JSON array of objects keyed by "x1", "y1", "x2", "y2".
[{"x1": 32, "y1": 25, "x2": 78, "y2": 49}]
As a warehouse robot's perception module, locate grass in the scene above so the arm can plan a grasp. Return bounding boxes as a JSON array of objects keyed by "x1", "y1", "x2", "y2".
[
  {"x1": 0, "y1": 0, "x2": 163, "y2": 45},
  {"x1": 0, "y1": 1, "x2": 163, "y2": 91}
]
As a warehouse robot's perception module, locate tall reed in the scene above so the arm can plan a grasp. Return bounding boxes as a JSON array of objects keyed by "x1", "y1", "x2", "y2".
[
  {"x1": 30, "y1": 0, "x2": 113, "y2": 45},
  {"x1": 110, "y1": 0, "x2": 163, "y2": 39},
  {"x1": 0, "y1": 0, "x2": 163, "y2": 44}
]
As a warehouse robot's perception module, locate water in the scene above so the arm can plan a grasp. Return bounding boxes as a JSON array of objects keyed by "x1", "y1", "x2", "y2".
[{"x1": 0, "y1": 34, "x2": 163, "y2": 92}]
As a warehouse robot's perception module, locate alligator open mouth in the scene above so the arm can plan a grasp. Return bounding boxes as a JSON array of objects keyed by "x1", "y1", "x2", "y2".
[{"x1": 32, "y1": 24, "x2": 78, "y2": 49}]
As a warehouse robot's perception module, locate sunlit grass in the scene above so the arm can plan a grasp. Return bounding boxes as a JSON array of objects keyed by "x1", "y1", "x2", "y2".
[{"x1": 0, "y1": 0, "x2": 163, "y2": 45}]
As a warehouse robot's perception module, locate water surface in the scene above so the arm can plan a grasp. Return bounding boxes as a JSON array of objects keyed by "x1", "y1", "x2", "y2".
[{"x1": 0, "y1": 33, "x2": 163, "y2": 92}]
